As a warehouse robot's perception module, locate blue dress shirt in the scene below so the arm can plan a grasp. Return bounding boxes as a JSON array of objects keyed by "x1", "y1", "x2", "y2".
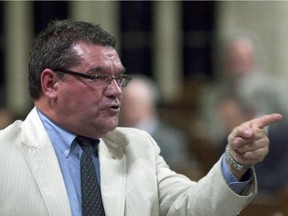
[
  {"x1": 37, "y1": 109, "x2": 252, "y2": 215},
  {"x1": 37, "y1": 110, "x2": 100, "y2": 216}
]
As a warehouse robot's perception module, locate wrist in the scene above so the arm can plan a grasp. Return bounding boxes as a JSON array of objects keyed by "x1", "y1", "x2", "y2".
[{"x1": 225, "y1": 147, "x2": 251, "y2": 173}]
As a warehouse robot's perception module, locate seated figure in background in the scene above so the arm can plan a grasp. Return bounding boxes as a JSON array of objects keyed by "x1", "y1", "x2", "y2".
[{"x1": 120, "y1": 75, "x2": 198, "y2": 176}]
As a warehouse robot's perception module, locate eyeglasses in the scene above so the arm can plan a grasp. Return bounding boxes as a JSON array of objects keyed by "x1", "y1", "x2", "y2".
[{"x1": 53, "y1": 68, "x2": 132, "y2": 88}]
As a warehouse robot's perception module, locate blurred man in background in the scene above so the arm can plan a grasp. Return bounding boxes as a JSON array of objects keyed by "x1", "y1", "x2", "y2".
[{"x1": 120, "y1": 75, "x2": 198, "y2": 176}]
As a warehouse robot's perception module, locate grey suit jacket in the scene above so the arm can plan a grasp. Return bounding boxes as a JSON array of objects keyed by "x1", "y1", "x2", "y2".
[{"x1": 0, "y1": 107, "x2": 256, "y2": 216}]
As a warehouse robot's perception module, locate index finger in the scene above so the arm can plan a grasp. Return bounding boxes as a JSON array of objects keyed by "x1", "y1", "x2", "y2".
[{"x1": 251, "y1": 113, "x2": 283, "y2": 129}]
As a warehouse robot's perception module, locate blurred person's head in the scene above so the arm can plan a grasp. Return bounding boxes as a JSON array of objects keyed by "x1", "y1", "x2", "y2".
[
  {"x1": 120, "y1": 75, "x2": 160, "y2": 127},
  {"x1": 213, "y1": 33, "x2": 266, "y2": 87},
  {"x1": 224, "y1": 37, "x2": 255, "y2": 78},
  {"x1": 222, "y1": 36, "x2": 256, "y2": 83}
]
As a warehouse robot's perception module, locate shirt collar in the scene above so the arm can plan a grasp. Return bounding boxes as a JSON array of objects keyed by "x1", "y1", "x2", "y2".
[
  {"x1": 37, "y1": 109, "x2": 78, "y2": 157},
  {"x1": 37, "y1": 109, "x2": 100, "y2": 158}
]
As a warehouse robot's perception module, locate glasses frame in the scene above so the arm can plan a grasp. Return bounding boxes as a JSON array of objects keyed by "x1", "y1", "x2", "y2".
[{"x1": 53, "y1": 68, "x2": 132, "y2": 88}]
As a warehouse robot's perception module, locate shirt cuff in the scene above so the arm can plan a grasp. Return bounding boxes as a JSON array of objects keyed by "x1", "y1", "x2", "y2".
[{"x1": 221, "y1": 154, "x2": 253, "y2": 194}]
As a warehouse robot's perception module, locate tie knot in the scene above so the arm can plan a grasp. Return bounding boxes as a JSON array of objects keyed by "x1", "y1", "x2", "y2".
[{"x1": 76, "y1": 136, "x2": 93, "y2": 148}]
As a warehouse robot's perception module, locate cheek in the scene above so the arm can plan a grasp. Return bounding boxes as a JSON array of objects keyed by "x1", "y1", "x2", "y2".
[
  {"x1": 58, "y1": 88, "x2": 99, "y2": 112},
  {"x1": 56, "y1": 81, "x2": 106, "y2": 118}
]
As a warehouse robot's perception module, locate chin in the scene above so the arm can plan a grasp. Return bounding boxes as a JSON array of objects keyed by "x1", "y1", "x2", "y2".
[
  {"x1": 104, "y1": 120, "x2": 119, "y2": 132},
  {"x1": 93, "y1": 116, "x2": 119, "y2": 135}
]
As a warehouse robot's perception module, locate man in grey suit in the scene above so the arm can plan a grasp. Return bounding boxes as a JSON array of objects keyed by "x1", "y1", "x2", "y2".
[{"x1": 0, "y1": 19, "x2": 282, "y2": 216}]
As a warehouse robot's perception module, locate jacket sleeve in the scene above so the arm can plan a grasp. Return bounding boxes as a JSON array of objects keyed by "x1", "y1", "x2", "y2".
[{"x1": 147, "y1": 133, "x2": 257, "y2": 216}]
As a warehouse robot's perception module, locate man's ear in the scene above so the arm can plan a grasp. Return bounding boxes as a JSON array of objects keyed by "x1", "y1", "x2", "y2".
[{"x1": 41, "y1": 68, "x2": 60, "y2": 98}]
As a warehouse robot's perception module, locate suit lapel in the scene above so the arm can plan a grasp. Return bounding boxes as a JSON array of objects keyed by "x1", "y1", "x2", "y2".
[
  {"x1": 21, "y1": 108, "x2": 71, "y2": 215},
  {"x1": 99, "y1": 134, "x2": 127, "y2": 216}
]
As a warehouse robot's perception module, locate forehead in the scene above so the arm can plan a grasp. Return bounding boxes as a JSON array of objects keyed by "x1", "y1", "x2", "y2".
[{"x1": 72, "y1": 43, "x2": 124, "y2": 71}]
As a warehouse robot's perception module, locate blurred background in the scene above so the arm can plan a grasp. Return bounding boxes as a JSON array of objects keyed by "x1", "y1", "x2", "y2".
[
  {"x1": 2, "y1": 1, "x2": 288, "y2": 117},
  {"x1": 1, "y1": 1, "x2": 288, "y2": 215}
]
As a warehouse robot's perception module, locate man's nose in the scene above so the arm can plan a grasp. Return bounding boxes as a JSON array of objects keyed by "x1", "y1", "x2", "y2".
[{"x1": 104, "y1": 79, "x2": 123, "y2": 96}]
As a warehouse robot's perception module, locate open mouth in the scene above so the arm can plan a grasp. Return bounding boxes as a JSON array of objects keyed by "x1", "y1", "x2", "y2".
[{"x1": 109, "y1": 104, "x2": 120, "y2": 112}]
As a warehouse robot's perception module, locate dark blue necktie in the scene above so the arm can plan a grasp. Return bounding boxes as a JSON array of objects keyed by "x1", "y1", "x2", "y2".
[{"x1": 76, "y1": 136, "x2": 105, "y2": 216}]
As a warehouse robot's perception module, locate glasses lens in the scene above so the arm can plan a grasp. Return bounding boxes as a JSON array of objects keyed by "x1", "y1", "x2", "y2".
[
  {"x1": 92, "y1": 74, "x2": 131, "y2": 88},
  {"x1": 92, "y1": 75, "x2": 109, "y2": 87}
]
